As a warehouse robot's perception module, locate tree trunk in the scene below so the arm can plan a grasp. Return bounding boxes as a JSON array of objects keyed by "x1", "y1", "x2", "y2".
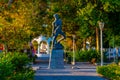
[
  {"x1": 96, "y1": 27, "x2": 99, "y2": 51},
  {"x1": 89, "y1": 36, "x2": 92, "y2": 49},
  {"x1": 83, "y1": 39, "x2": 86, "y2": 50},
  {"x1": 4, "y1": 43, "x2": 8, "y2": 54}
]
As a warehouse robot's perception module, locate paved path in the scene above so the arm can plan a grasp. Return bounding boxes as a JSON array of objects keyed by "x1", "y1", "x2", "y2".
[{"x1": 33, "y1": 62, "x2": 107, "y2": 80}]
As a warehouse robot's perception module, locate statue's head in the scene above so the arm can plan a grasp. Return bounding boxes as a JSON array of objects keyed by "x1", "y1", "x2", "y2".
[{"x1": 53, "y1": 14, "x2": 59, "y2": 19}]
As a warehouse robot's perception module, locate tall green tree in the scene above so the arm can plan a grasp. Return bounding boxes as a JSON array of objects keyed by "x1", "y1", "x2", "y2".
[
  {"x1": 0, "y1": 0, "x2": 120, "y2": 52},
  {"x1": 75, "y1": 0, "x2": 120, "y2": 49}
]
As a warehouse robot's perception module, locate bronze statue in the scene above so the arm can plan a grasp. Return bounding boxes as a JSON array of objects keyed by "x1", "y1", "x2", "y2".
[{"x1": 52, "y1": 14, "x2": 66, "y2": 48}]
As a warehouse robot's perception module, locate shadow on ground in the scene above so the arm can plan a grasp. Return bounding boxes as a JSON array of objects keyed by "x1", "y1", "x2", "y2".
[{"x1": 34, "y1": 76, "x2": 107, "y2": 80}]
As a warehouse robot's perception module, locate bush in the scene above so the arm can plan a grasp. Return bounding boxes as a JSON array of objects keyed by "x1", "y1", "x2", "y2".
[
  {"x1": 0, "y1": 52, "x2": 34, "y2": 80},
  {"x1": 97, "y1": 63, "x2": 120, "y2": 80},
  {"x1": 75, "y1": 49, "x2": 100, "y2": 62}
]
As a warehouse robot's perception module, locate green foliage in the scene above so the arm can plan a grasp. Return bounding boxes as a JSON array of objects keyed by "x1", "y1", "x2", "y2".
[
  {"x1": 0, "y1": 52, "x2": 34, "y2": 80},
  {"x1": 0, "y1": 0, "x2": 34, "y2": 51},
  {"x1": 67, "y1": 49, "x2": 100, "y2": 62},
  {"x1": 97, "y1": 63, "x2": 120, "y2": 80},
  {"x1": 0, "y1": 0, "x2": 120, "y2": 51},
  {"x1": 101, "y1": 0, "x2": 120, "y2": 12},
  {"x1": 10, "y1": 52, "x2": 31, "y2": 71}
]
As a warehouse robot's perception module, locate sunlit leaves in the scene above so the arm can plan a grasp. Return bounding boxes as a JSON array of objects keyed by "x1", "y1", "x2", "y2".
[
  {"x1": 0, "y1": 0, "x2": 33, "y2": 50},
  {"x1": 101, "y1": 0, "x2": 120, "y2": 12},
  {"x1": 0, "y1": 0, "x2": 120, "y2": 50}
]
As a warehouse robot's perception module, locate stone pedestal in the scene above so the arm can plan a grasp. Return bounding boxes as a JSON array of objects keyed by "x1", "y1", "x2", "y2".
[{"x1": 49, "y1": 49, "x2": 64, "y2": 69}]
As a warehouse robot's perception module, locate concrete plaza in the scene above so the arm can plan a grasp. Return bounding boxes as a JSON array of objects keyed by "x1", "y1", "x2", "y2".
[{"x1": 33, "y1": 62, "x2": 107, "y2": 80}]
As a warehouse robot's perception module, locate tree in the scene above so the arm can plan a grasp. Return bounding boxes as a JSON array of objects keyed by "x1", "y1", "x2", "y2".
[
  {"x1": 0, "y1": 0, "x2": 120, "y2": 52},
  {"x1": 0, "y1": 0, "x2": 34, "y2": 52},
  {"x1": 75, "y1": 0, "x2": 120, "y2": 50}
]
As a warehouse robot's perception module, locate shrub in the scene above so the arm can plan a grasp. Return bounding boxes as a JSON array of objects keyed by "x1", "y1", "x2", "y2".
[
  {"x1": 97, "y1": 63, "x2": 120, "y2": 80},
  {"x1": 0, "y1": 52, "x2": 34, "y2": 80},
  {"x1": 75, "y1": 49, "x2": 100, "y2": 62}
]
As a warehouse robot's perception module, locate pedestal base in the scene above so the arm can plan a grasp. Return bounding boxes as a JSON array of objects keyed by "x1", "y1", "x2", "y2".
[{"x1": 49, "y1": 49, "x2": 64, "y2": 69}]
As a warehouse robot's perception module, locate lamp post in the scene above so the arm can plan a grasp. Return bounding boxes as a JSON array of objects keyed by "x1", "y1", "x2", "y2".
[
  {"x1": 98, "y1": 21, "x2": 104, "y2": 66},
  {"x1": 72, "y1": 35, "x2": 75, "y2": 65}
]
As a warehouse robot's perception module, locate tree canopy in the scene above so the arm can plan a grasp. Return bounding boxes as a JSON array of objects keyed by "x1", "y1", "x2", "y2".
[{"x1": 0, "y1": 0, "x2": 120, "y2": 51}]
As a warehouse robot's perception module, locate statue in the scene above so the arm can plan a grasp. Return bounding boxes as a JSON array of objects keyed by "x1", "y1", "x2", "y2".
[
  {"x1": 49, "y1": 14, "x2": 65, "y2": 69},
  {"x1": 52, "y1": 14, "x2": 66, "y2": 49}
]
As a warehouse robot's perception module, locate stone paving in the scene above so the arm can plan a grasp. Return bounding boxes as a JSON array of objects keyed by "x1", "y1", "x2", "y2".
[{"x1": 33, "y1": 62, "x2": 108, "y2": 80}]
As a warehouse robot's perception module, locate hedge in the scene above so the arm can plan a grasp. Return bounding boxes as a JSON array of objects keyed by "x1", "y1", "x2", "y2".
[
  {"x1": 97, "y1": 63, "x2": 120, "y2": 80},
  {"x1": 0, "y1": 52, "x2": 34, "y2": 80}
]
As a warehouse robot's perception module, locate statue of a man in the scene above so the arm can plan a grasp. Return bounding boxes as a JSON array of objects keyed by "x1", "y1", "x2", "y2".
[{"x1": 52, "y1": 14, "x2": 66, "y2": 47}]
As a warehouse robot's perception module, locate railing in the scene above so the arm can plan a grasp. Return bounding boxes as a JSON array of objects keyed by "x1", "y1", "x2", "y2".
[{"x1": 105, "y1": 48, "x2": 120, "y2": 59}]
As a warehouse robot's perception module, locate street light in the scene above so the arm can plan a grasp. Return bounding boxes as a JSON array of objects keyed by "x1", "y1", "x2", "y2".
[
  {"x1": 98, "y1": 21, "x2": 104, "y2": 66},
  {"x1": 72, "y1": 35, "x2": 75, "y2": 66}
]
